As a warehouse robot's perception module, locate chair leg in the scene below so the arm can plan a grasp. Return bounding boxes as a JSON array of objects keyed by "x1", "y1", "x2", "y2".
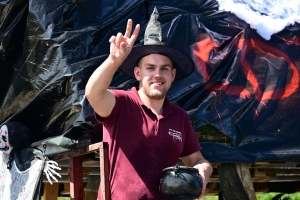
[
  {"x1": 99, "y1": 142, "x2": 110, "y2": 200},
  {"x1": 43, "y1": 182, "x2": 59, "y2": 200},
  {"x1": 70, "y1": 156, "x2": 83, "y2": 200}
]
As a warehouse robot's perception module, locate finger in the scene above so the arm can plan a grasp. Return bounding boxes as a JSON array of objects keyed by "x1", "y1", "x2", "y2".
[
  {"x1": 47, "y1": 166, "x2": 58, "y2": 173},
  {"x1": 115, "y1": 32, "x2": 123, "y2": 46},
  {"x1": 201, "y1": 183, "x2": 206, "y2": 196},
  {"x1": 124, "y1": 19, "x2": 133, "y2": 38},
  {"x1": 46, "y1": 163, "x2": 61, "y2": 170},
  {"x1": 52, "y1": 170, "x2": 62, "y2": 177},
  {"x1": 47, "y1": 164, "x2": 61, "y2": 170},
  {"x1": 48, "y1": 172, "x2": 59, "y2": 182},
  {"x1": 48, "y1": 167, "x2": 62, "y2": 177},
  {"x1": 52, "y1": 165, "x2": 61, "y2": 170},
  {"x1": 128, "y1": 24, "x2": 140, "y2": 45},
  {"x1": 109, "y1": 35, "x2": 116, "y2": 43},
  {"x1": 45, "y1": 172, "x2": 53, "y2": 185},
  {"x1": 119, "y1": 42, "x2": 127, "y2": 53},
  {"x1": 200, "y1": 176, "x2": 206, "y2": 196},
  {"x1": 47, "y1": 160, "x2": 59, "y2": 166}
]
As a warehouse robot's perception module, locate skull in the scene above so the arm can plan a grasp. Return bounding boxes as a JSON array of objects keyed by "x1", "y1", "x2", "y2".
[{"x1": 0, "y1": 125, "x2": 13, "y2": 156}]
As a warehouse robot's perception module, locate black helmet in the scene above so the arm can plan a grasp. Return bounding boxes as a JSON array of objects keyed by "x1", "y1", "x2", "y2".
[{"x1": 159, "y1": 165, "x2": 203, "y2": 200}]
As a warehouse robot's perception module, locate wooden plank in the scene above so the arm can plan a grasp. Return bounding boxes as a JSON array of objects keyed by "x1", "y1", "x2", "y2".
[
  {"x1": 251, "y1": 161, "x2": 300, "y2": 169},
  {"x1": 56, "y1": 159, "x2": 100, "y2": 167},
  {"x1": 70, "y1": 156, "x2": 84, "y2": 200},
  {"x1": 60, "y1": 183, "x2": 70, "y2": 195},
  {"x1": 99, "y1": 143, "x2": 110, "y2": 200},
  {"x1": 218, "y1": 163, "x2": 255, "y2": 200},
  {"x1": 49, "y1": 142, "x2": 106, "y2": 161},
  {"x1": 43, "y1": 175, "x2": 89, "y2": 183},
  {"x1": 235, "y1": 164, "x2": 257, "y2": 200},
  {"x1": 43, "y1": 182, "x2": 59, "y2": 200},
  {"x1": 251, "y1": 168, "x2": 276, "y2": 177},
  {"x1": 85, "y1": 191, "x2": 98, "y2": 200},
  {"x1": 276, "y1": 169, "x2": 300, "y2": 174},
  {"x1": 183, "y1": 161, "x2": 300, "y2": 195},
  {"x1": 252, "y1": 176, "x2": 278, "y2": 182}
]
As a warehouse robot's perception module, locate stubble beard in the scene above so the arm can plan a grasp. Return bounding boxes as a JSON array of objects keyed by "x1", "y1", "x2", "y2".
[{"x1": 140, "y1": 83, "x2": 168, "y2": 100}]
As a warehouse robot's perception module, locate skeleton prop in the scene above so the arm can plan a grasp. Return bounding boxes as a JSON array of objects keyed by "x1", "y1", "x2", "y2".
[{"x1": 0, "y1": 122, "x2": 61, "y2": 200}]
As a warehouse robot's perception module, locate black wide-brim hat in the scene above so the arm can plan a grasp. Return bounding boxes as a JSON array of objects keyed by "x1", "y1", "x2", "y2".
[{"x1": 119, "y1": 7, "x2": 195, "y2": 81}]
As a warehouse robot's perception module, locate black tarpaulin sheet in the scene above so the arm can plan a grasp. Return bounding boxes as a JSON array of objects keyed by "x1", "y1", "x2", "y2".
[{"x1": 0, "y1": 0, "x2": 299, "y2": 163}]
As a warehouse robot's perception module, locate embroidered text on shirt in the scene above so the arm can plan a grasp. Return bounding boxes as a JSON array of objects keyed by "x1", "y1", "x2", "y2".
[{"x1": 168, "y1": 129, "x2": 182, "y2": 142}]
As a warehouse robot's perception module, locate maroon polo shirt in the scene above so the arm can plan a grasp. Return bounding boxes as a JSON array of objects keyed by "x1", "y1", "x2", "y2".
[{"x1": 96, "y1": 87, "x2": 201, "y2": 200}]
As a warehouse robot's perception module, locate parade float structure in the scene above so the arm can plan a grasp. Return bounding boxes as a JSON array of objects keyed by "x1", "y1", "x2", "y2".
[{"x1": 0, "y1": 0, "x2": 300, "y2": 199}]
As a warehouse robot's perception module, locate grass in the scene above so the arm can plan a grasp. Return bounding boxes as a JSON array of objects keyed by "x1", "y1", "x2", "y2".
[
  {"x1": 41, "y1": 193, "x2": 300, "y2": 200},
  {"x1": 41, "y1": 198, "x2": 70, "y2": 200}
]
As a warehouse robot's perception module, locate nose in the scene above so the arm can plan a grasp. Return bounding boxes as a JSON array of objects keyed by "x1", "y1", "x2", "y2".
[{"x1": 154, "y1": 68, "x2": 162, "y2": 77}]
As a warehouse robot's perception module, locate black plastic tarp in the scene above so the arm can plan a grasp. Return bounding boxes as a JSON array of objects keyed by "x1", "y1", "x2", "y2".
[{"x1": 0, "y1": 0, "x2": 300, "y2": 163}]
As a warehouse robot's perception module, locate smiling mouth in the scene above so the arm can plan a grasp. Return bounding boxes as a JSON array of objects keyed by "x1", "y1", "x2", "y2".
[{"x1": 151, "y1": 81, "x2": 164, "y2": 86}]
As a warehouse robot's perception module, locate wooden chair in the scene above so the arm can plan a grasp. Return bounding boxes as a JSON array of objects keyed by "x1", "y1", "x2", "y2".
[{"x1": 48, "y1": 142, "x2": 110, "y2": 200}]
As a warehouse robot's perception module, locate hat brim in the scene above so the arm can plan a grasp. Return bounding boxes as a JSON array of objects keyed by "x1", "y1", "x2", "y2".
[{"x1": 119, "y1": 45, "x2": 194, "y2": 81}]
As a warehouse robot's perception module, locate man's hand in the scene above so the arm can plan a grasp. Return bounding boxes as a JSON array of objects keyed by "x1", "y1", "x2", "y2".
[
  {"x1": 181, "y1": 151, "x2": 213, "y2": 199},
  {"x1": 109, "y1": 19, "x2": 140, "y2": 63},
  {"x1": 193, "y1": 162, "x2": 212, "y2": 199},
  {"x1": 85, "y1": 19, "x2": 140, "y2": 117}
]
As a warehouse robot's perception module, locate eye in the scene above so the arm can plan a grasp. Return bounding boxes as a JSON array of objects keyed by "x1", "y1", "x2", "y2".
[
  {"x1": 147, "y1": 66, "x2": 154, "y2": 70},
  {"x1": 162, "y1": 67, "x2": 171, "y2": 71},
  {"x1": 2, "y1": 135, "x2": 7, "y2": 142}
]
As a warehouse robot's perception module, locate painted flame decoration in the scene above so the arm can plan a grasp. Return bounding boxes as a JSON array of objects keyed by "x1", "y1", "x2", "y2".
[
  {"x1": 193, "y1": 33, "x2": 300, "y2": 142},
  {"x1": 193, "y1": 35, "x2": 299, "y2": 102}
]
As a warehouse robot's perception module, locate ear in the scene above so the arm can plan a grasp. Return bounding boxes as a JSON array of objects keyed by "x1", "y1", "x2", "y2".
[
  {"x1": 134, "y1": 66, "x2": 141, "y2": 81},
  {"x1": 171, "y1": 68, "x2": 176, "y2": 82}
]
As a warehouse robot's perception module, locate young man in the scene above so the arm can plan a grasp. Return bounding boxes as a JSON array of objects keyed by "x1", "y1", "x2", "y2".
[{"x1": 85, "y1": 8, "x2": 212, "y2": 199}]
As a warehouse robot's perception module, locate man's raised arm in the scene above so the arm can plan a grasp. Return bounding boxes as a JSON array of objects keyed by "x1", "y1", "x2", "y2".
[{"x1": 85, "y1": 19, "x2": 140, "y2": 117}]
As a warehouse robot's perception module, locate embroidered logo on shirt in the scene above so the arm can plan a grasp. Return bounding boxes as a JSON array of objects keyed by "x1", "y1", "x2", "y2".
[{"x1": 168, "y1": 129, "x2": 182, "y2": 142}]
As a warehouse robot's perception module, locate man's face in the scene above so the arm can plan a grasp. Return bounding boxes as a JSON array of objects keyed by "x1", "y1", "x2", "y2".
[{"x1": 134, "y1": 54, "x2": 176, "y2": 100}]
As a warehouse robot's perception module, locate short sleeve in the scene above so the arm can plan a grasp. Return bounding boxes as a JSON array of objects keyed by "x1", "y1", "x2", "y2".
[
  {"x1": 94, "y1": 89, "x2": 121, "y2": 124},
  {"x1": 180, "y1": 115, "x2": 202, "y2": 157}
]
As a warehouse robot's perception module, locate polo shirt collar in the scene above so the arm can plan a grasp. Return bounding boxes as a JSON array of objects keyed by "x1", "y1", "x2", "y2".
[{"x1": 131, "y1": 87, "x2": 173, "y2": 117}]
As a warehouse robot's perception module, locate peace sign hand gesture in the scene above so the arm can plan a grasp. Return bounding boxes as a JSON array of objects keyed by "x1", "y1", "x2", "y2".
[{"x1": 109, "y1": 19, "x2": 140, "y2": 63}]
